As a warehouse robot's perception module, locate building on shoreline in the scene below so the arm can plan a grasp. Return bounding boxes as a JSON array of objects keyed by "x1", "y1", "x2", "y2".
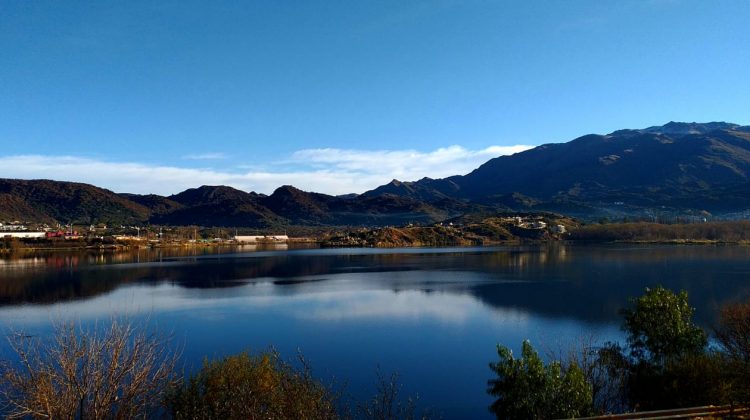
[
  {"x1": 234, "y1": 235, "x2": 289, "y2": 243},
  {"x1": 1, "y1": 231, "x2": 46, "y2": 239}
]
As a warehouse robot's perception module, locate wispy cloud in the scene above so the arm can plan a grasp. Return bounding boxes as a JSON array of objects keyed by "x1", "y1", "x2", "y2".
[
  {"x1": 182, "y1": 152, "x2": 227, "y2": 160},
  {"x1": 0, "y1": 144, "x2": 533, "y2": 196}
]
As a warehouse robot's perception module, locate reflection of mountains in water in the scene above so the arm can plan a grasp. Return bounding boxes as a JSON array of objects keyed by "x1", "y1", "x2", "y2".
[{"x1": 2, "y1": 245, "x2": 750, "y2": 326}]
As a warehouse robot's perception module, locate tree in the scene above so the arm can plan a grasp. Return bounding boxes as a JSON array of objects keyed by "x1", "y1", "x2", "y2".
[
  {"x1": 487, "y1": 340, "x2": 593, "y2": 419},
  {"x1": 0, "y1": 319, "x2": 177, "y2": 419},
  {"x1": 615, "y1": 287, "x2": 727, "y2": 410},
  {"x1": 621, "y1": 286, "x2": 707, "y2": 365}
]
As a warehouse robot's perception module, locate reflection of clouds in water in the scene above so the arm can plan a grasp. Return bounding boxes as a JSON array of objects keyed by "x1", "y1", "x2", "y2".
[
  {"x1": 307, "y1": 290, "x2": 476, "y2": 322},
  {"x1": 0, "y1": 280, "x2": 531, "y2": 327},
  {"x1": 300, "y1": 289, "x2": 529, "y2": 324}
]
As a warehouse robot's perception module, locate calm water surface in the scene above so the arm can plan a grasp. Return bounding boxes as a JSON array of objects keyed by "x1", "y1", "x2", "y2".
[{"x1": 2, "y1": 244, "x2": 750, "y2": 418}]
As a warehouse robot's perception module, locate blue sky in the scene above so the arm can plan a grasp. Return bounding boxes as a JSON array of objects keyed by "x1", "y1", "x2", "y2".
[{"x1": 1, "y1": 1, "x2": 749, "y2": 195}]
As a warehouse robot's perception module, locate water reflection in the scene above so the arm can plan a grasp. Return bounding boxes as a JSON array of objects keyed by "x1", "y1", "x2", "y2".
[
  {"x1": 2, "y1": 244, "x2": 749, "y2": 419},
  {"x1": 2, "y1": 244, "x2": 750, "y2": 326}
]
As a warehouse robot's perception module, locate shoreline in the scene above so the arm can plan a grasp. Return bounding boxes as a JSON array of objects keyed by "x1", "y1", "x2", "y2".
[
  {"x1": 5, "y1": 237, "x2": 750, "y2": 256},
  {"x1": 0, "y1": 239, "x2": 319, "y2": 254},
  {"x1": 7, "y1": 220, "x2": 750, "y2": 255}
]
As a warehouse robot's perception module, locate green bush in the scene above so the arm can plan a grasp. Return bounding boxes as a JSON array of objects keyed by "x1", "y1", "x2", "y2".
[
  {"x1": 487, "y1": 340, "x2": 593, "y2": 419},
  {"x1": 621, "y1": 286, "x2": 707, "y2": 365},
  {"x1": 599, "y1": 287, "x2": 736, "y2": 411},
  {"x1": 489, "y1": 287, "x2": 742, "y2": 415}
]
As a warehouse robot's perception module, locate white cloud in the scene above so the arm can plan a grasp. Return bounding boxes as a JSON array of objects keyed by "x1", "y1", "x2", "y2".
[
  {"x1": 0, "y1": 144, "x2": 532, "y2": 196},
  {"x1": 181, "y1": 152, "x2": 227, "y2": 160},
  {"x1": 290, "y1": 145, "x2": 531, "y2": 179}
]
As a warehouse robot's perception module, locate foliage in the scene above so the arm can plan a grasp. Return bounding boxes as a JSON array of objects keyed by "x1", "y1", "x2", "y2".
[
  {"x1": 0, "y1": 237, "x2": 23, "y2": 252},
  {"x1": 167, "y1": 350, "x2": 339, "y2": 420},
  {"x1": 612, "y1": 287, "x2": 730, "y2": 410},
  {"x1": 621, "y1": 286, "x2": 707, "y2": 365},
  {"x1": 625, "y1": 351, "x2": 732, "y2": 411},
  {"x1": 715, "y1": 300, "x2": 750, "y2": 363},
  {"x1": 1, "y1": 320, "x2": 431, "y2": 419},
  {"x1": 714, "y1": 300, "x2": 750, "y2": 403},
  {"x1": 600, "y1": 287, "x2": 735, "y2": 411},
  {"x1": 569, "y1": 221, "x2": 750, "y2": 243},
  {"x1": 0, "y1": 319, "x2": 177, "y2": 419},
  {"x1": 487, "y1": 340, "x2": 593, "y2": 420},
  {"x1": 563, "y1": 340, "x2": 629, "y2": 414},
  {"x1": 493, "y1": 287, "x2": 741, "y2": 415}
]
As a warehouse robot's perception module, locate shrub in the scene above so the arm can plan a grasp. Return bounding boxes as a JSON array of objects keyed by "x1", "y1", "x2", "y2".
[
  {"x1": 714, "y1": 300, "x2": 750, "y2": 403},
  {"x1": 167, "y1": 350, "x2": 339, "y2": 419},
  {"x1": 563, "y1": 339, "x2": 629, "y2": 415},
  {"x1": 358, "y1": 369, "x2": 431, "y2": 420},
  {"x1": 487, "y1": 340, "x2": 593, "y2": 419},
  {"x1": 610, "y1": 287, "x2": 728, "y2": 410},
  {"x1": 0, "y1": 319, "x2": 177, "y2": 419},
  {"x1": 625, "y1": 351, "x2": 732, "y2": 410},
  {"x1": 621, "y1": 286, "x2": 707, "y2": 365},
  {"x1": 715, "y1": 300, "x2": 750, "y2": 363}
]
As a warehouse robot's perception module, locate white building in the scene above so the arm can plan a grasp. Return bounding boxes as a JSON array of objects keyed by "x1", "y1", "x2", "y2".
[
  {"x1": 527, "y1": 221, "x2": 547, "y2": 229},
  {"x1": 234, "y1": 235, "x2": 289, "y2": 243},
  {"x1": 1, "y1": 232, "x2": 46, "y2": 239},
  {"x1": 550, "y1": 224, "x2": 567, "y2": 234},
  {"x1": 234, "y1": 235, "x2": 267, "y2": 243}
]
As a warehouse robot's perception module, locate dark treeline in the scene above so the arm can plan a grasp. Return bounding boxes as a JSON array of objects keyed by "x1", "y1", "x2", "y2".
[{"x1": 569, "y1": 221, "x2": 750, "y2": 242}]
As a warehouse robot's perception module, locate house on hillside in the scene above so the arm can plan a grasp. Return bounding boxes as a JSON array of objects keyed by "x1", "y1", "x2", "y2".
[
  {"x1": 550, "y1": 224, "x2": 566, "y2": 234},
  {"x1": 527, "y1": 221, "x2": 547, "y2": 229}
]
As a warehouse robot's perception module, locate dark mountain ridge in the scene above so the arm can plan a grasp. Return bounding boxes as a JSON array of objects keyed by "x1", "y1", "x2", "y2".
[
  {"x1": 0, "y1": 179, "x2": 150, "y2": 224},
  {"x1": 2, "y1": 122, "x2": 750, "y2": 227},
  {"x1": 363, "y1": 122, "x2": 750, "y2": 216},
  {"x1": 0, "y1": 179, "x2": 464, "y2": 227}
]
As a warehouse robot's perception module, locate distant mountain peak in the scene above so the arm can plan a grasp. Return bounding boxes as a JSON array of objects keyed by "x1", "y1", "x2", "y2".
[
  {"x1": 169, "y1": 184, "x2": 256, "y2": 206},
  {"x1": 639, "y1": 121, "x2": 739, "y2": 136},
  {"x1": 270, "y1": 185, "x2": 308, "y2": 197},
  {"x1": 5, "y1": 120, "x2": 750, "y2": 227}
]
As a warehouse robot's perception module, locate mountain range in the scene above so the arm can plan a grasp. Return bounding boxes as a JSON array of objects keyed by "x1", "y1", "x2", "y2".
[{"x1": 2, "y1": 121, "x2": 750, "y2": 227}]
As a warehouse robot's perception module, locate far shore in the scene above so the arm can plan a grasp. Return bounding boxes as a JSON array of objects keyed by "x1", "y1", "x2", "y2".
[
  {"x1": 5, "y1": 220, "x2": 750, "y2": 255},
  {"x1": 0, "y1": 238, "x2": 319, "y2": 254}
]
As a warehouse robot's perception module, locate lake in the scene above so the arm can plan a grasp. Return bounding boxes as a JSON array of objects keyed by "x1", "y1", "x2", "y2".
[{"x1": 2, "y1": 244, "x2": 750, "y2": 418}]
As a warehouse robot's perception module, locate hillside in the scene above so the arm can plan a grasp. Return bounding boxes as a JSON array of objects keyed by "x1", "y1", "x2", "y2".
[
  {"x1": 0, "y1": 181, "x2": 474, "y2": 228},
  {"x1": 4, "y1": 122, "x2": 750, "y2": 227},
  {"x1": 321, "y1": 215, "x2": 575, "y2": 247},
  {"x1": 149, "y1": 185, "x2": 282, "y2": 227},
  {"x1": 363, "y1": 122, "x2": 750, "y2": 217},
  {"x1": 0, "y1": 179, "x2": 150, "y2": 225}
]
